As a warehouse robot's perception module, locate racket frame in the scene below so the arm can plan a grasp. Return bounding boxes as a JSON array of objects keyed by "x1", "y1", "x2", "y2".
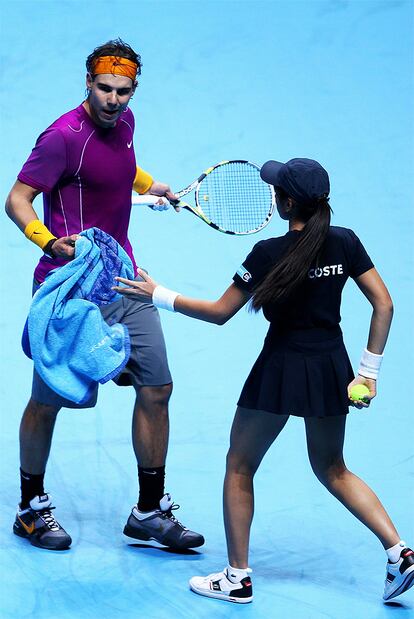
[
  {"x1": 173, "y1": 160, "x2": 275, "y2": 235},
  {"x1": 132, "y1": 160, "x2": 275, "y2": 235}
]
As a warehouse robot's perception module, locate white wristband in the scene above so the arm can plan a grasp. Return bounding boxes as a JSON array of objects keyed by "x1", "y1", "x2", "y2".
[
  {"x1": 358, "y1": 348, "x2": 383, "y2": 380},
  {"x1": 152, "y1": 285, "x2": 180, "y2": 312}
]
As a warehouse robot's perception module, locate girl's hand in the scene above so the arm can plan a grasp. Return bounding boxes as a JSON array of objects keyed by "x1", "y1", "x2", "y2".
[
  {"x1": 347, "y1": 376, "x2": 377, "y2": 409},
  {"x1": 112, "y1": 268, "x2": 158, "y2": 300}
]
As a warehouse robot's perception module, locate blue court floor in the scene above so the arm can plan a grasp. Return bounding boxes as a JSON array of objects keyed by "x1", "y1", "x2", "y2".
[{"x1": 1, "y1": 2, "x2": 413, "y2": 618}]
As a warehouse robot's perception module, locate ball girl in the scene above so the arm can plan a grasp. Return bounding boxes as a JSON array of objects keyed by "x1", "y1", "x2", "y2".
[{"x1": 114, "y1": 158, "x2": 413, "y2": 604}]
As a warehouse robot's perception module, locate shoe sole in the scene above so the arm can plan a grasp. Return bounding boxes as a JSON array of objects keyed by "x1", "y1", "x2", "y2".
[
  {"x1": 189, "y1": 583, "x2": 252, "y2": 604},
  {"x1": 123, "y1": 524, "x2": 204, "y2": 549},
  {"x1": 384, "y1": 568, "x2": 414, "y2": 601},
  {"x1": 13, "y1": 524, "x2": 71, "y2": 551}
]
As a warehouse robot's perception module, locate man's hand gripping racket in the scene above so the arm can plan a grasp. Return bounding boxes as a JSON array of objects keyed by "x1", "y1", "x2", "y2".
[{"x1": 132, "y1": 160, "x2": 275, "y2": 235}]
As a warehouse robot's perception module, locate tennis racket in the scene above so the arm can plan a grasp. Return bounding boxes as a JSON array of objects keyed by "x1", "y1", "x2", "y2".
[{"x1": 131, "y1": 160, "x2": 275, "y2": 235}]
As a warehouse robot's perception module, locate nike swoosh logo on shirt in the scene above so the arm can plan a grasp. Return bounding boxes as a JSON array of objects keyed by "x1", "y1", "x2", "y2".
[{"x1": 127, "y1": 141, "x2": 133, "y2": 148}]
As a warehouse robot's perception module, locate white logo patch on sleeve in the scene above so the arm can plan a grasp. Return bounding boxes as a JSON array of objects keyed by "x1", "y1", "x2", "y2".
[{"x1": 237, "y1": 265, "x2": 252, "y2": 282}]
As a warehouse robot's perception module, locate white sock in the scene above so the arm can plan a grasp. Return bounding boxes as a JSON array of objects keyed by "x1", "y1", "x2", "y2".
[
  {"x1": 226, "y1": 564, "x2": 252, "y2": 583},
  {"x1": 386, "y1": 540, "x2": 407, "y2": 563}
]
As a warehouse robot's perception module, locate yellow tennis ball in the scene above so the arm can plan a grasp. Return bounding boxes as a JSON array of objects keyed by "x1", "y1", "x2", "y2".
[{"x1": 350, "y1": 384, "x2": 370, "y2": 401}]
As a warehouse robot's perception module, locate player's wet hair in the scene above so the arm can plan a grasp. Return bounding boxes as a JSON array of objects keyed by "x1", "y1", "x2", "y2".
[
  {"x1": 86, "y1": 38, "x2": 142, "y2": 79},
  {"x1": 251, "y1": 187, "x2": 332, "y2": 310}
]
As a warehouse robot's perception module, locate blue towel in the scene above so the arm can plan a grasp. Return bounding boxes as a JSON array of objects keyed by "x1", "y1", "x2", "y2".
[{"x1": 23, "y1": 228, "x2": 134, "y2": 404}]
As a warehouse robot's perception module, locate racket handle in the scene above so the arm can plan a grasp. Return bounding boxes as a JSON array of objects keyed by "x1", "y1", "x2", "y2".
[{"x1": 131, "y1": 194, "x2": 170, "y2": 210}]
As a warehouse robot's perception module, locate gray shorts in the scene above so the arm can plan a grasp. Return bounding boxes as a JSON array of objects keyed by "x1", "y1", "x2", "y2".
[{"x1": 31, "y1": 279, "x2": 172, "y2": 409}]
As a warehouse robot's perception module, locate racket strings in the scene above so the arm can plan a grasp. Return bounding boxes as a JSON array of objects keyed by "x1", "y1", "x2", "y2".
[{"x1": 197, "y1": 162, "x2": 273, "y2": 233}]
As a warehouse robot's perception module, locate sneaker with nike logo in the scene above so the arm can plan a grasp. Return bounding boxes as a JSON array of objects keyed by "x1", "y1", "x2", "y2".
[
  {"x1": 383, "y1": 546, "x2": 414, "y2": 601},
  {"x1": 123, "y1": 493, "x2": 204, "y2": 549},
  {"x1": 13, "y1": 494, "x2": 71, "y2": 550}
]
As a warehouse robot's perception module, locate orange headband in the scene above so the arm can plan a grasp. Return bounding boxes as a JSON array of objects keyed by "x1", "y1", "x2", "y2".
[{"x1": 92, "y1": 56, "x2": 138, "y2": 81}]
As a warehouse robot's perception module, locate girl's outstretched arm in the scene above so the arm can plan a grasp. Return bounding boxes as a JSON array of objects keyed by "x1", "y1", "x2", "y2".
[{"x1": 113, "y1": 269, "x2": 252, "y2": 325}]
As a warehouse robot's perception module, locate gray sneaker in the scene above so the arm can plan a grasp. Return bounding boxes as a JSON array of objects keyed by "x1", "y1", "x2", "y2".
[
  {"x1": 123, "y1": 493, "x2": 204, "y2": 549},
  {"x1": 13, "y1": 494, "x2": 72, "y2": 550}
]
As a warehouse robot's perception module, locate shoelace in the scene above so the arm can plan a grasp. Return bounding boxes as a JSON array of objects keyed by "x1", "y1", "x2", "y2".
[
  {"x1": 36, "y1": 507, "x2": 61, "y2": 532},
  {"x1": 161, "y1": 503, "x2": 187, "y2": 529}
]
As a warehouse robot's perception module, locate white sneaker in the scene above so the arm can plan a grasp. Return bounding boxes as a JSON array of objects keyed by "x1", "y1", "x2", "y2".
[
  {"x1": 383, "y1": 547, "x2": 414, "y2": 601},
  {"x1": 189, "y1": 567, "x2": 253, "y2": 603}
]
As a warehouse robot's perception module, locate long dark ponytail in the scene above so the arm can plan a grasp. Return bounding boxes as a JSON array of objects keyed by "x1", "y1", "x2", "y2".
[{"x1": 251, "y1": 189, "x2": 332, "y2": 311}]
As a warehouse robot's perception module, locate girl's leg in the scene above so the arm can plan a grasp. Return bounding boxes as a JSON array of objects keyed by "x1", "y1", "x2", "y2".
[
  {"x1": 305, "y1": 415, "x2": 400, "y2": 549},
  {"x1": 224, "y1": 407, "x2": 289, "y2": 568}
]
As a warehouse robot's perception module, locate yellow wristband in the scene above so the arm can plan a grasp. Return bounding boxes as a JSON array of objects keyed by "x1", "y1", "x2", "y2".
[
  {"x1": 24, "y1": 220, "x2": 57, "y2": 251},
  {"x1": 133, "y1": 166, "x2": 153, "y2": 194}
]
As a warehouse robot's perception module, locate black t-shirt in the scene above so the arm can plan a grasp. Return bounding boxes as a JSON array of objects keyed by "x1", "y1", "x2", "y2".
[{"x1": 233, "y1": 226, "x2": 374, "y2": 330}]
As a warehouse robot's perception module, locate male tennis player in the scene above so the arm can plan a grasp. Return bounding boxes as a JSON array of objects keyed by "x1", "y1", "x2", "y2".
[{"x1": 5, "y1": 39, "x2": 204, "y2": 551}]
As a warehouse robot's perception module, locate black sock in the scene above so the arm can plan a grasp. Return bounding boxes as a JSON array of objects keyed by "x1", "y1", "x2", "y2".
[
  {"x1": 20, "y1": 468, "x2": 45, "y2": 509},
  {"x1": 137, "y1": 465, "x2": 165, "y2": 512}
]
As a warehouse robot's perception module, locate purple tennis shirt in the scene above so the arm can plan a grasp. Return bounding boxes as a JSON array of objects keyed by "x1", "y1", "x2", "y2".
[{"x1": 18, "y1": 104, "x2": 138, "y2": 282}]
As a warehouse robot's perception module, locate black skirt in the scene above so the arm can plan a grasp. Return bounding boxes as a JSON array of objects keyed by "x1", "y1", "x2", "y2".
[{"x1": 237, "y1": 325, "x2": 354, "y2": 418}]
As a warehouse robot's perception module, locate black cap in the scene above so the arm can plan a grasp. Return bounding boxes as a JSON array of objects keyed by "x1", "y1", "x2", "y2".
[{"x1": 260, "y1": 158, "x2": 330, "y2": 204}]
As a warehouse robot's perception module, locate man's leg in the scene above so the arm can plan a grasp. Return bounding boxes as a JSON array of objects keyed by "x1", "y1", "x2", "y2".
[
  {"x1": 20, "y1": 397, "x2": 60, "y2": 477},
  {"x1": 123, "y1": 383, "x2": 204, "y2": 549},
  {"x1": 15, "y1": 396, "x2": 72, "y2": 550},
  {"x1": 132, "y1": 384, "x2": 171, "y2": 468},
  {"x1": 131, "y1": 384, "x2": 171, "y2": 512},
  {"x1": 112, "y1": 290, "x2": 204, "y2": 548}
]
